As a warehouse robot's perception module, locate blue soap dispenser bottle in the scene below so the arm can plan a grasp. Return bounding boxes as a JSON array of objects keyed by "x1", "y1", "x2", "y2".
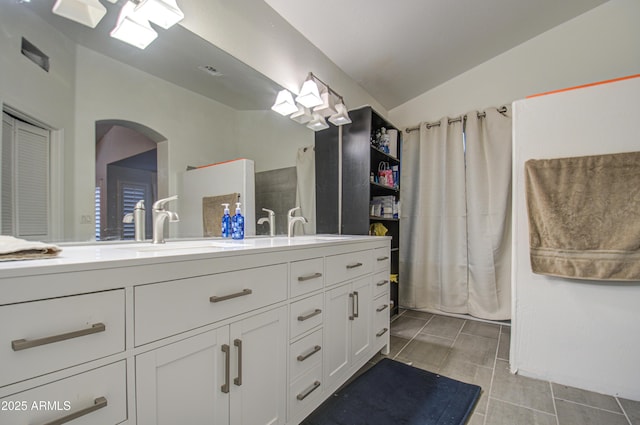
[
  {"x1": 221, "y1": 203, "x2": 231, "y2": 238},
  {"x1": 232, "y1": 202, "x2": 244, "y2": 240}
]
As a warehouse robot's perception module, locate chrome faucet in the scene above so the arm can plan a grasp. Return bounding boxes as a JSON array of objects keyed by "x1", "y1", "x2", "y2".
[
  {"x1": 152, "y1": 195, "x2": 179, "y2": 244},
  {"x1": 257, "y1": 208, "x2": 276, "y2": 236},
  {"x1": 123, "y1": 199, "x2": 146, "y2": 242},
  {"x1": 287, "y1": 207, "x2": 307, "y2": 238}
]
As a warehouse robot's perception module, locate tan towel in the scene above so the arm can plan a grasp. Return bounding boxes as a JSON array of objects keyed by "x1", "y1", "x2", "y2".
[
  {"x1": 0, "y1": 235, "x2": 61, "y2": 261},
  {"x1": 202, "y1": 193, "x2": 240, "y2": 237},
  {"x1": 524, "y1": 151, "x2": 640, "y2": 281}
]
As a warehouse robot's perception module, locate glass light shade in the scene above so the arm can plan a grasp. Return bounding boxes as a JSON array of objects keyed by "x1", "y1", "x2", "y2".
[
  {"x1": 295, "y1": 80, "x2": 323, "y2": 108},
  {"x1": 134, "y1": 0, "x2": 184, "y2": 29},
  {"x1": 313, "y1": 91, "x2": 337, "y2": 117},
  {"x1": 290, "y1": 105, "x2": 312, "y2": 123},
  {"x1": 52, "y1": 0, "x2": 106, "y2": 28},
  {"x1": 306, "y1": 113, "x2": 329, "y2": 131},
  {"x1": 110, "y1": 1, "x2": 158, "y2": 50},
  {"x1": 328, "y1": 102, "x2": 352, "y2": 126},
  {"x1": 271, "y1": 90, "x2": 298, "y2": 116}
]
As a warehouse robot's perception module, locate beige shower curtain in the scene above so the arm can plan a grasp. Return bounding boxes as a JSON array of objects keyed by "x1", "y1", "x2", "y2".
[{"x1": 400, "y1": 107, "x2": 512, "y2": 320}]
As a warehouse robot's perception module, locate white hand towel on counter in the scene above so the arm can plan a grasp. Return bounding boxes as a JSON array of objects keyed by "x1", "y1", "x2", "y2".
[{"x1": 0, "y1": 235, "x2": 61, "y2": 261}]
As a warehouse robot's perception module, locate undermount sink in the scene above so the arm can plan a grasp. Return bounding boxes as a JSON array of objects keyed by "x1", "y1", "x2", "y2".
[{"x1": 119, "y1": 239, "x2": 251, "y2": 253}]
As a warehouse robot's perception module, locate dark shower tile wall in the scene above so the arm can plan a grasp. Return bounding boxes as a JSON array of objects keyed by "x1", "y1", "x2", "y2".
[{"x1": 255, "y1": 167, "x2": 297, "y2": 236}]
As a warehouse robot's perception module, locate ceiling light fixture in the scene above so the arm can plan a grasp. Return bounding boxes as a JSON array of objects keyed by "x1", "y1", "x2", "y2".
[
  {"x1": 271, "y1": 89, "x2": 299, "y2": 116},
  {"x1": 110, "y1": 1, "x2": 158, "y2": 50},
  {"x1": 272, "y1": 72, "x2": 351, "y2": 130},
  {"x1": 52, "y1": 0, "x2": 107, "y2": 28}
]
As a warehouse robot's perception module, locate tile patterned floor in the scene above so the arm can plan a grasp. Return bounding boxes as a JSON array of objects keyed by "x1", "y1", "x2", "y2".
[{"x1": 368, "y1": 310, "x2": 640, "y2": 425}]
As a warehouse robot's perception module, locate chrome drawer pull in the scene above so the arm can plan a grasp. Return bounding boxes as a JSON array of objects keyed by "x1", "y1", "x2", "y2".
[
  {"x1": 210, "y1": 289, "x2": 252, "y2": 303},
  {"x1": 234, "y1": 339, "x2": 243, "y2": 386},
  {"x1": 42, "y1": 396, "x2": 107, "y2": 425},
  {"x1": 298, "y1": 272, "x2": 322, "y2": 282},
  {"x1": 346, "y1": 262, "x2": 363, "y2": 269},
  {"x1": 297, "y1": 381, "x2": 321, "y2": 401},
  {"x1": 298, "y1": 309, "x2": 322, "y2": 322},
  {"x1": 376, "y1": 280, "x2": 389, "y2": 287},
  {"x1": 221, "y1": 344, "x2": 230, "y2": 393},
  {"x1": 376, "y1": 328, "x2": 389, "y2": 337},
  {"x1": 11, "y1": 322, "x2": 106, "y2": 352},
  {"x1": 297, "y1": 345, "x2": 321, "y2": 362},
  {"x1": 376, "y1": 304, "x2": 389, "y2": 313},
  {"x1": 377, "y1": 256, "x2": 389, "y2": 261}
]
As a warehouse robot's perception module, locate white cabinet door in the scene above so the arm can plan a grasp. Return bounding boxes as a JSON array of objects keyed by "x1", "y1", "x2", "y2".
[
  {"x1": 323, "y1": 282, "x2": 352, "y2": 390},
  {"x1": 230, "y1": 306, "x2": 287, "y2": 425},
  {"x1": 136, "y1": 327, "x2": 230, "y2": 425},
  {"x1": 350, "y1": 276, "x2": 372, "y2": 366}
]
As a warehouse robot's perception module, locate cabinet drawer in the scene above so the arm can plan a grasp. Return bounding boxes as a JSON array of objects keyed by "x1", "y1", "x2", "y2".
[
  {"x1": 372, "y1": 270, "x2": 390, "y2": 298},
  {"x1": 0, "y1": 361, "x2": 127, "y2": 425},
  {"x1": 374, "y1": 293, "x2": 391, "y2": 340},
  {"x1": 325, "y1": 250, "x2": 373, "y2": 286},
  {"x1": 289, "y1": 364, "x2": 323, "y2": 420},
  {"x1": 135, "y1": 264, "x2": 287, "y2": 345},
  {"x1": 373, "y1": 246, "x2": 391, "y2": 272},
  {"x1": 290, "y1": 257, "x2": 324, "y2": 298},
  {"x1": 0, "y1": 290, "x2": 125, "y2": 387},
  {"x1": 290, "y1": 328, "x2": 323, "y2": 382},
  {"x1": 290, "y1": 293, "x2": 323, "y2": 340}
]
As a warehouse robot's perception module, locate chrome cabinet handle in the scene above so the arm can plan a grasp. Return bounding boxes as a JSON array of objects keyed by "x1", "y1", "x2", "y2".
[
  {"x1": 298, "y1": 272, "x2": 322, "y2": 282},
  {"x1": 346, "y1": 262, "x2": 363, "y2": 269},
  {"x1": 376, "y1": 328, "x2": 389, "y2": 337},
  {"x1": 297, "y1": 345, "x2": 321, "y2": 362},
  {"x1": 297, "y1": 309, "x2": 322, "y2": 322},
  {"x1": 296, "y1": 381, "x2": 321, "y2": 401},
  {"x1": 376, "y1": 304, "x2": 389, "y2": 313},
  {"x1": 221, "y1": 344, "x2": 230, "y2": 393},
  {"x1": 353, "y1": 291, "x2": 359, "y2": 318},
  {"x1": 377, "y1": 256, "x2": 389, "y2": 261},
  {"x1": 42, "y1": 396, "x2": 107, "y2": 425},
  {"x1": 11, "y1": 323, "x2": 106, "y2": 352},
  {"x1": 348, "y1": 293, "x2": 355, "y2": 321},
  {"x1": 376, "y1": 280, "x2": 389, "y2": 287},
  {"x1": 210, "y1": 289, "x2": 252, "y2": 303},
  {"x1": 233, "y1": 339, "x2": 243, "y2": 386}
]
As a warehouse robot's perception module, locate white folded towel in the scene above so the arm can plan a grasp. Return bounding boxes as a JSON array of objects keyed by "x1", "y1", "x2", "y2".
[{"x1": 0, "y1": 235, "x2": 61, "y2": 261}]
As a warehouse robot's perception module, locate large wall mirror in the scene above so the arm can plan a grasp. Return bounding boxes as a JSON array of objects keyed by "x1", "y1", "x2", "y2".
[{"x1": 0, "y1": 1, "x2": 315, "y2": 243}]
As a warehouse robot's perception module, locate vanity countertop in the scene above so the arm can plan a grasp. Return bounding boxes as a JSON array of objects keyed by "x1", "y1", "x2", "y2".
[{"x1": 0, "y1": 235, "x2": 388, "y2": 278}]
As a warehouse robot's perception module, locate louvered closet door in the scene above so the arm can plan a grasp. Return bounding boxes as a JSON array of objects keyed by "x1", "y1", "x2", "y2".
[{"x1": 1, "y1": 113, "x2": 50, "y2": 240}]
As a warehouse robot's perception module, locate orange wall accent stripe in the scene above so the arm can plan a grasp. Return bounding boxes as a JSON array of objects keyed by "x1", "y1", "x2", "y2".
[{"x1": 526, "y1": 74, "x2": 640, "y2": 99}]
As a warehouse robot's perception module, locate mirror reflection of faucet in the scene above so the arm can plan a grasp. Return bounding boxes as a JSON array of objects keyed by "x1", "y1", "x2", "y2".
[
  {"x1": 287, "y1": 207, "x2": 307, "y2": 238},
  {"x1": 152, "y1": 195, "x2": 180, "y2": 244},
  {"x1": 123, "y1": 200, "x2": 146, "y2": 242},
  {"x1": 257, "y1": 208, "x2": 276, "y2": 236}
]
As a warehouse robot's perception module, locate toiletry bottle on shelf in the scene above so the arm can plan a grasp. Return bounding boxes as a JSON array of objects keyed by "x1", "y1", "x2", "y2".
[
  {"x1": 232, "y1": 202, "x2": 244, "y2": 240},
  {"x1": 221, "y1": 203, "x2": 231, "y2": 238}
]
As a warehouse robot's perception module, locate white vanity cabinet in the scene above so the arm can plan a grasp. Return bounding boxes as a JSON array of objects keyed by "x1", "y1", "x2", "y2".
[
  {"x1": 0, "y1": 235, "x2": 389, "y2": 425},
  {"x1": 136, "y1": 307, "x2": 287, "y2": 425}
]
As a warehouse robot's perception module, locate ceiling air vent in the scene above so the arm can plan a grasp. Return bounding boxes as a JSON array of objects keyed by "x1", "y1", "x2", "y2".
[
  {"x1": 21, "y1": 38, "x2": 49, "y2": 72},
  {"x1": 198, "y1": 65, "x2": 223, "y2": 77}
]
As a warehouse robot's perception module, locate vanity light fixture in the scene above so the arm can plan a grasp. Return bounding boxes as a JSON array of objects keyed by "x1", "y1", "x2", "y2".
[
  {"x1": 313, "y1": 88, "x2": 337, "y2": 117},
  {"x1": 290, "y1": 104, "x2": 313, "y2": 124},
  {"x1": 307, "y1": 113, "x2": 330, "y2": 131},
  {"x1": 271, "y1": 89, "x2": 299, "y2": 116},
  {"x1": 52, "y1": 0, "x2": 107, "y2": 28},
  {"x1": 273, "y1": 72, "x2": 351, "y2": 130},
  {"x1": 133, "y1": 0, "x2": 184, "y2": 29},
  {"x1": 329, "y1": 101, "x2": 352, "y2": 126},
  {"x1": 295, "y1": 75, "x2": 323, "y2": 108},
  {"x1": 110, "y1": 1, "x2": 158, "y2": 50}
]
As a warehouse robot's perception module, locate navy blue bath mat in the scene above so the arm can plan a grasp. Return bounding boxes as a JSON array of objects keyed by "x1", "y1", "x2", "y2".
[{"x1": 302, "y1": 358, "x2": 481, "y2": 425}]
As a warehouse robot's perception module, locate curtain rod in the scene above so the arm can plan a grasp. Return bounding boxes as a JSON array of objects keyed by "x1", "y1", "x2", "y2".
[{"x1": 404, "y1": 106, "x2": 508, "y2": 133}]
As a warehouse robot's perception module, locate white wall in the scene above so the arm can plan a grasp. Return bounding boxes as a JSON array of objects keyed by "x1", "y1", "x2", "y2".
[
  {"x1": 389, "y1": 0, "x2": 640, "y2": 128},
  {"x1": 512, "y1": 76, "x2": 640, "y2": 400}
]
